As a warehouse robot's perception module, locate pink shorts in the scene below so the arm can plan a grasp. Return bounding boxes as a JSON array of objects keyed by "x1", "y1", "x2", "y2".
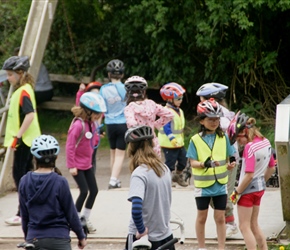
[{"x1": 237, "y1": 190, "x2": 265, "y2": 207}]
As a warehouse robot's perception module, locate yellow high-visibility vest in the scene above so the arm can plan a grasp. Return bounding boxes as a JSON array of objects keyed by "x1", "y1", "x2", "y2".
[
  {"x1": 191, "y1": 134, "x2": 228, "y2": 188},
  {"x1": 158, "y1": 107, "x2": 185, "y2": 148},
  {"x1": 4, "y1": 84, "x2": 41, "y2": 147}
]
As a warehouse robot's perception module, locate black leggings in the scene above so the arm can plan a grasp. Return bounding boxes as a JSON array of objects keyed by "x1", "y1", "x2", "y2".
[
  {"x1": 13, "y1": 140, "x2": 34, "y2": 216},
  {"x1": 73, "y1": 168, "x2": 98, "y2": 212},
  {"x1": 13, "y1": 141, "x2": 34, "y2": 189}
]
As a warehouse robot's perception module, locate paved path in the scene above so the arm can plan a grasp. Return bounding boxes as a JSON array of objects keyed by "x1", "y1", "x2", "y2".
[{"x1": 0, "y1": 186, "x2": 285, "y2": 246}]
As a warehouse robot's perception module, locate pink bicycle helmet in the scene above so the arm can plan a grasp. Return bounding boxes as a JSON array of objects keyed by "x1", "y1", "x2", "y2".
[
  {"x1": 197, "y1": 98, "x2": 222, "y2": 118},
  {"x1": 227, "y1": 111, "x2": 250, "y2": 145},
  {"x1": 160, "y1": 82, "x2": 186, "y2": 101}
]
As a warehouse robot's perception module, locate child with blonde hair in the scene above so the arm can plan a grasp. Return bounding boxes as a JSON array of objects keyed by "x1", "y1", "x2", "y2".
[{"x1": 2, "y1": 56, "x2": 41, "y2": 225}]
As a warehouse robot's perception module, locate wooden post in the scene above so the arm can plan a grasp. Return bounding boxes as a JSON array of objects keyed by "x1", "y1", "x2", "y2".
[
  {"x1": 0, "y1": 0, "x2": 58, "y2": 194},
  {"x1": 275, "y1": 94, "x2": 290, "y2": 240}
]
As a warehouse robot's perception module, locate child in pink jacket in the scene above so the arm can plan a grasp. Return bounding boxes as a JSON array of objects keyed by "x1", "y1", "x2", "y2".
[{"x1": 124, "y1": 76, "x2": 174, "y2": 157}]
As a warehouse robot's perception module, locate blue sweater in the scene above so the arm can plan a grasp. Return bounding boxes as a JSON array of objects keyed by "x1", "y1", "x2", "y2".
[{"x1": 19, "y1": 171, "x2": 85, "y2": 241}]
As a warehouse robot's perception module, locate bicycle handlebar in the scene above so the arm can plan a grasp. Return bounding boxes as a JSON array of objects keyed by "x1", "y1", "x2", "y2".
[
  {"x1": 156, "y1": 238, "x2": 178, "y2": 250},
  {"x1": 17, "y1": 242, "x2": 35, "y2": 249}
]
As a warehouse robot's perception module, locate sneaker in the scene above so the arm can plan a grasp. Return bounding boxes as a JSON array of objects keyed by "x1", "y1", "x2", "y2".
[
  {"x1": 86, "y1": 218, "x2": 96, "y2": 234},
  {"x1": 108, "y1": 183, "x2": 121, "y2": 189},
  {"x1": 226, "y1": 223, "x2": 238, "y2": 238},
  {"x1": 5, "y1": 215, "x2": 21, "y2": 225},
  {"x1": 172, "y1": 171, "x2": 188, "y2": 187}
]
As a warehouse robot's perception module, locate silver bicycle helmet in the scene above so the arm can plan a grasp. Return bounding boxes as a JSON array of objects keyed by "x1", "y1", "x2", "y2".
[
  {"x1": 31, "y1": 135, "x2": 60, "y2": 159},
  {"x1": 196, "y1": 82, "x2": 228, "y2": 100},
  {"x1": 80, "y1": 92, "x2": 107, "y2": 113},
  {"x1": 124, "y1": 125, "x2": 154, "y2": 143},
  {"x1": 2, "y1": 56, "x2": 30, "y2": 71},
  {"x1": 197, "y1": 98, "x2": 223, "y2": 118},
  {"x1": 124, "y1": 75, "x2": 148, "y2": 92},
  {"x1": 106, "y1": 59, "x2": 125, "y2": 75}
]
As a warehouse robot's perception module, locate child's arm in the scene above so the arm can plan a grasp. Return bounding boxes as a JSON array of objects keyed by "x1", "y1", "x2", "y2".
[
  {"x1": 124, "y1": 105, "x2": 138, "y2": 128},
  {"x1": 76, "y1": 83, "x2": 86, "y2": 106},
  {"x1": 154, "y1": 103, "x2": 174, "y2": 130}
]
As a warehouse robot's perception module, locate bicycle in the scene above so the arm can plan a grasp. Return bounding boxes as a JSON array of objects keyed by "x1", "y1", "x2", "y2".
[
  {"x1": 17, "y1": 242, "x2": 35, "y2": 249},
  {"x1": 16, "y1": 218, "x2": 88, "y2": 249},
  {"x1": 132, "y1": 235, "x2": 178, "y2": 250}
]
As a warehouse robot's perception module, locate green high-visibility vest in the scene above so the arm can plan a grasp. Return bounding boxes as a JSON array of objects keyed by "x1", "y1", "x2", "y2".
[
  {"x1": 158, "y1": 107, "x2": 185, "y2": 148},
  {"x1": 191, "y1": 134, "x2": 228, "y2": 188},
  {"x1": 4, "y1": 84, "x2": 41, "y2": 147}
]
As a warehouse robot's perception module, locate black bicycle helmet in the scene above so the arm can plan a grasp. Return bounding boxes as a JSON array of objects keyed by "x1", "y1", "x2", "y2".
[
  {"x1": 2, "y1": 56, "x2": 30, "y2": 71},
  {"x1": 124, "y1": 125, "x2": 154, "y2": 143},
  {"x1": 196, "y1": 82, "x2": 228, "y2": 101},
  {"x1": 124, "y1": 75, "x2": 148, "y2": 92},
  {"x1": 106, "y1": 59, "x2": 125, "y2": 75},
  {"x1": 31, "y1": 135, "x2": 60, "y2": 162},
  {"x1": 227, "y1": 111, "x2": 250, "y2": 145}
]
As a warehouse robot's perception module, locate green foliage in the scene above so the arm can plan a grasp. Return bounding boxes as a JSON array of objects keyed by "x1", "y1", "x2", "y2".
[{"x1": 1, "y1": 0, "x2": 290, "y2": 124}]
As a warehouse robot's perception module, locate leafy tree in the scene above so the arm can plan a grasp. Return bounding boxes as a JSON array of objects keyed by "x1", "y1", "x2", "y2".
[{"x1": 1, "y1": 0, "x2": 290, "y2": 122}]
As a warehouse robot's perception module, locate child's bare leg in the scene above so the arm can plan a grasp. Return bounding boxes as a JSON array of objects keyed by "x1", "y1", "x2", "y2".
[
  {"x1": 195, "y1": 209, "x2": 208, "y2": 248},
  {"x1": 214, "y1": 209, "x2": 226, "y2": 249},
  {"x1": 251, "y1": 206, "x2": 267, "y2": 250}
]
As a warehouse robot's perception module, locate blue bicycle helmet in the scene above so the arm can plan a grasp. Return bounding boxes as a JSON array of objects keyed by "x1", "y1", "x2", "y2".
[
  {"x1": 31, "y1": 135, "x2": 60, "y2": 160},
  {"x1": 2, "y1": 56, "x2": 30, "y2": 71},
  {"x1": 80, "y1": 92, "x2": 107, "y2": 113},
  {"x1": 196, "y1": 83, "x2": 228, "y2": 100}
]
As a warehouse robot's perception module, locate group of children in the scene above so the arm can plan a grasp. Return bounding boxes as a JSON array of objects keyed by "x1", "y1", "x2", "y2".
[{"x1": 1, "y1": 55, "x2": 276, "y2": 250}]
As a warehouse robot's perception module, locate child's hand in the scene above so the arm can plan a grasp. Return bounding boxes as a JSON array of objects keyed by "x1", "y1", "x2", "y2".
[
  {"x1": 136, "y1": 227, "x2": 148, "y2": 239},
  {"x1": 170, "y1": 138, "x2": 179, "y2": 147},
  {"x1": 69, "y1": 167, "x2": 78, "y2": 176},
  {"x1": 227, "y1": 161, "x2": 236, "y2": 170},
  {"x1": 79, "y1": 83, "x2": 86, "y2": 91},
  {"x1": 230, "y1": 189, "x2": 240, "y2": 205}
]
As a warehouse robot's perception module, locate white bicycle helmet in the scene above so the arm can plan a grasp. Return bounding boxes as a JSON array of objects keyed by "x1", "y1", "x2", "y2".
[
  {"x1": 2, "y1": 56, "x2": 30, "y2": 71},
  {"x1": 124, "y1": 125, "x2": 153, "y2": 143},
  {"x1": 124, "y1": 75, "x2": 148, "y2": 92},
  {"x1": 196, "y1": 83, "x2": 228, "y2": 100},
  {"x1": 31, "y1": 135, "x2": 60, "y2": 160},
  {"x1": 80, "y1": 92, "x2": 107, "y2": 113},
  {"x1": 106, "y1": 59, "x2": 125, "y2": 75}
]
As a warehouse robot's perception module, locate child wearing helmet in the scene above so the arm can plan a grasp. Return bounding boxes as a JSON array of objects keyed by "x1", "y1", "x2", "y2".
[
  {"x1": 196, "y1": 82, "x2": 240, "y2": 238},
  {"x1": 66, "y1": 92, "x2": 106, "y2": 234},
  {"x1": 99, "y1": 59, "x2": 127, "y2": 189},
  {"x1": 124, "y1": 126, "x2": 175, "y2": 250},
  {"x1": 228, "y1": 112, "x2": 275, "y2": 250},
  {"x1": 19, "y1": 135, "x2": 87, "y2": 249},
  {"x1": 75, "y1": 81, "x2": 104, "y2": 174},
  {"x1": 2, "y1": 56, "x2": 41, "y2": 226},
  {"x1": 124, "y1": 76, "x2": 174, "y2": 158},
  {"x1": 158, "y1": 82, "x2": 188, "y2": 187},
  {"x1": 186, "y1": 98, "x2": 236, "y2": 250}
]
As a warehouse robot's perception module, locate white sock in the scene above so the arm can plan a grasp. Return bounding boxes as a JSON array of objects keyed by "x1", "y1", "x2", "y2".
[
  {"x1": 109, "y1": 177, "x2": 117, "y2": 186},
  {"x1": 82, "y1": 208, "x2": 91, "y2": 220}
]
